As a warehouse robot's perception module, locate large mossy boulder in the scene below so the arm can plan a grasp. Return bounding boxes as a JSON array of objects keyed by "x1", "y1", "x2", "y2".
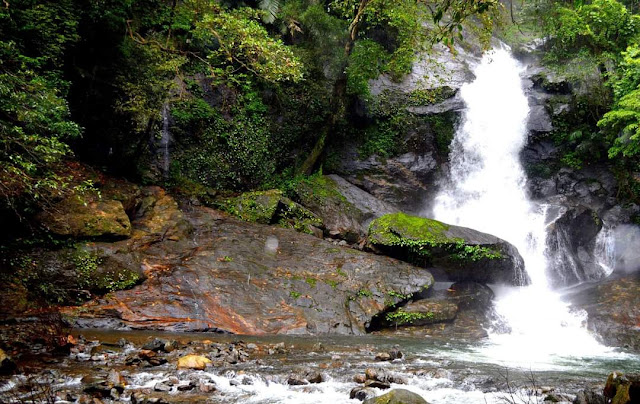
[
  {"x1": 363, "y1": 389, "x2": 429, "y2": 404},
  {"x1": 220, "y1": 189, "x2": 323, "y2": 236},
  {"x1": 38, "y1": 197, "x2": 131, "y2": 239},
  {"x1": 382, "y1": 300, "x2": 458, "y2": 328},
  {"x1": 368, "y1": 213, "x2": 527, "y2": 285},
  {"x1": 294, "y1": 175, "x2": 397, "y2": 242}
]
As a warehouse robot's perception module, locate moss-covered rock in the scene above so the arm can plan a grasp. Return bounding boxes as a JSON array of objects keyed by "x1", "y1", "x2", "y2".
[
  {"x1": 0, "y1": 348, "x2": 16, "y2": 375},
  {"x1": 38, "y1": 197, "x2": 131, "y2": 239},
  {"x1": 223, "y1": 190, "x2": 284, "y2": 224},
  {"x1": 294, "y1": 175, "x2": 362, "y2": 241},
  {"x1": 368, "y1": 213, "x2": 528, "y2": 285},
  {"x1": 7, "y1": 244, "x2": 143, "y2": 306},
  {"x1": 100, "y1": 178, "x2": 142, "y2": 214},
  {"x1": 220, "y1": 189, "x2": 323, "y2": 235},
  {"x1": 294, "y1": 175, "x2": 397, "y2": 242},
  {"x1": 383, "y1": 300, "x2": 458, "y2": 327},
  {"x1": 371, "y1": 281, "x2": 495, "y2": 338},
  {"x1": 363, "y1": 389, "x2": 429, "y2": 404},
  {"x1": 72, "y1": 246, "x2": 141, "y2": 293},
  {"x1": 604, "y1": 372, "x2": 640, "y2": 404}
]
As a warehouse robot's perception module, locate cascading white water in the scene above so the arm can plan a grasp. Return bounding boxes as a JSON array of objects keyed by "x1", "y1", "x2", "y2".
[{"x1": 430, "y1": 47, "x2": 615, "y2": 366}]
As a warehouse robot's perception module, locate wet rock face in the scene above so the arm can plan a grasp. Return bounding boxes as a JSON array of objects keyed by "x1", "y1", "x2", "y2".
[
  {"x1": 368, "y1": 213, "x2": 528, "y2": 285},
  {"x1": 132, "y1": 186, "x2": 192, "y2": 240},
  {"x1": 546, "y1": 205, "x2": 605, "y2": 287},
  {"x1": 567, "y1": 275, "x2": 640, "y2": 351},
  {"x1": 69, "y1": 200, "x2": 434, "y2": 335},
  {"x1": 369, "y1": 44, "x2": 477, "y2": 98},
  {"x1": 333, "y1": 147, "x2": 439, "y2": 213}
]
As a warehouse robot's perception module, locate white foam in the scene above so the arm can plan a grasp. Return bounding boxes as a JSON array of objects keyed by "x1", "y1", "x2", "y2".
[{"x1": 430, "y1": 47, "x2": 614, "y2": 363}]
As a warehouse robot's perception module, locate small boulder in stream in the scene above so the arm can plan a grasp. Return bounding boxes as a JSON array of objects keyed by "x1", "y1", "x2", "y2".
[
  {"x1": 0, "y1": 348, "x2": 16, "y2": 375},
  {"x1": 363, "y1": 389, "x2": 429, "y2": 404},
  {"x1": 368, "y1": 213, "x2": 528, "y2": 285},
  {"x1": 177, "y1": 355, "x2": 212, "y2": 370},
  {"x1": 603, "y1": 371, "x2": 640, "y2": 404}
]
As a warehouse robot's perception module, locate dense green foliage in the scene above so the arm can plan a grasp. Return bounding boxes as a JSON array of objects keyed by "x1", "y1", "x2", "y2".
[
  {"x1": 0, "y1": 0, "x2": 502, "y2": 212},
  {"x1": 599, "y1": 45, "x2": 640, "y2": 158},
  {"x1": 0, "y1": 0, "x2": 81, "y2": 213},
  {"x1": 2, "y1": 0, "x2": 638, "y2": 207}
]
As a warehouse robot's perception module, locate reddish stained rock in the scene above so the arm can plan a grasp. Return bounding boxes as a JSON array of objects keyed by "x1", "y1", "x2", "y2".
[{"x1": 68, "y1": 196, "x2": 434, "y2": 335}]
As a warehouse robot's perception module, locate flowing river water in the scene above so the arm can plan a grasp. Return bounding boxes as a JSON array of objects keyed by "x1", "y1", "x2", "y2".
[{"x1": 2, "y1": 48, "x2": 639, "y2": 404}]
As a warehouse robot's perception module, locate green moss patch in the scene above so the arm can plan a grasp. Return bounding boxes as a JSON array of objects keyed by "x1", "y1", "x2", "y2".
[
  {"x1": 219, "y1": 190, "x2": 322, "y2": 235},
  {"x1": 369, "y1": 212, "x2": 453, "y2": 247},
  {"x1": 368, "y1": 212, "x2": 506, "y2": 272},
  {"x1": 385, "y1": 309, "x2": 434, "y2": 325}
]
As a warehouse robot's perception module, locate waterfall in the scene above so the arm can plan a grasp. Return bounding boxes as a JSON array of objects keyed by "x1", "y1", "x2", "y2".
[
  {"x1": 430, "y1": 47, "x2": 613, "y2": 365},
  {"x1": 159, "y1": 103, "x2": 171, "y2": 177}
]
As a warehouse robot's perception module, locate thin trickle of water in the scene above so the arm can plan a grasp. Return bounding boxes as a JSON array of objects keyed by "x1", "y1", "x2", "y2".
[
  {"x1": 160, "y1": 104, "x2": 171, "y2": 177},
  {"x1": 430, "y1": 47, "x2": 614, "y2": 363}
]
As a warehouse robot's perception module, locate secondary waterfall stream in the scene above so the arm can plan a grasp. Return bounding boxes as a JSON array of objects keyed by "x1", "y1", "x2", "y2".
[{"x1": 430, "y1": 48, "x2": 616, "y2": 366}]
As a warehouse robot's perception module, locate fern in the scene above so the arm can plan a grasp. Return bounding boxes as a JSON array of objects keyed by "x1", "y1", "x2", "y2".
[
  {"x1": 599, "y1": 88, "x2": 640, "y2": 158},
  {"x1": 259, "y1": 0, "x2": 280, "y2": 24}
]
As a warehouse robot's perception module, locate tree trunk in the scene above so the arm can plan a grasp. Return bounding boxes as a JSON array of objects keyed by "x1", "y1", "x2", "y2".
[{"x1": 297, "y1": 0, "x2": 370, "y2": 175}]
